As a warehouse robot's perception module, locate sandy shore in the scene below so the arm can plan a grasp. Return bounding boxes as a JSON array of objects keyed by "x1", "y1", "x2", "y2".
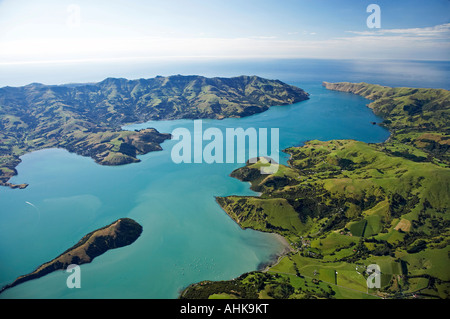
[
  {"x1": 258, "y1": 233, "x2": 295, "y2": 272},
  {"x1": 274, "y1": 233, "x2": 295, "y2": 253}
]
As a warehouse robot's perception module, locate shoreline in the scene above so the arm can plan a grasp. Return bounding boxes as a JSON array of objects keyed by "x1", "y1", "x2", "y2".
[
  {"x1": 214, "y1": 195, "x2": 294, "y2": 272},
  {"x1": 258, "y1": 233, "x2": 295, "y2": 272}
]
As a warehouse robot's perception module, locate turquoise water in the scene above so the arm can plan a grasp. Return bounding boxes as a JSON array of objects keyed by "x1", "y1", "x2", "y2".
[{"x1": 0, "y1": 81, "x2": 390, "y2": 298}]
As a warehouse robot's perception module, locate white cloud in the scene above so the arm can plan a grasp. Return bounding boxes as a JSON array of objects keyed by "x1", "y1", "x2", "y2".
[
  {"x1": 346, "y1": 23, "x2": 450, "y2": 39},
  {"x1": 0, "y1": 24, "x2": 449, "y2": 65},
  {"x1": 335, "y1": 23, "x2": 450, "y2": 60}
]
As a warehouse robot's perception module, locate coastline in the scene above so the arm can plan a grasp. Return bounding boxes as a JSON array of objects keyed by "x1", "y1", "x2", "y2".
[
  {"x1": 258, "y1": 233, "x2": 295, "y2": 272},
  {"x1": 215, "y1": 166, "x2": 295, "y2": 273},
  {"x1": 247, "y1": 181, "x2": 262, "y2": 197},
  {"x1": 0, "y1": 75, "x2": 308, "y2": 191},
  {"x1": 214, "y1": 195, "x2": 294, "y2": 272},
  {"x1": 207, "y1": 80, "x2": 401, "y2": 288}
]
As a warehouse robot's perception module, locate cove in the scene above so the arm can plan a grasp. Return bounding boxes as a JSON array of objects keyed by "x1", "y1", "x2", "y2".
[{"x1": 0, "y1": 81, "x2": 389, "y2": 298}]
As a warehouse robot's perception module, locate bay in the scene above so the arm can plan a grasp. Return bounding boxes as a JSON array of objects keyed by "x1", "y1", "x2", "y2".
[{"x1": 1, "y1": 58, "x2": 445, "y2": 299}]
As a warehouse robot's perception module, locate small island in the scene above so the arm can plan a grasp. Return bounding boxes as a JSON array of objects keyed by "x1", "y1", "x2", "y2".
[{"x1": 0, "y1": 218, "x2": 143, "y2": 294}]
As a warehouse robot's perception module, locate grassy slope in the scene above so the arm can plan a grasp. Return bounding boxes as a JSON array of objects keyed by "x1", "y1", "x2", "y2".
[{"x1": 185, "y1": 83, "x2": 450, "y2": 299}]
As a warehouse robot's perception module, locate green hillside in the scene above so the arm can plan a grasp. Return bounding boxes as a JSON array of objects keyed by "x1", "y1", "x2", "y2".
[{"x1": 182, "y1": 82, "x2": 450, "y2": 299}]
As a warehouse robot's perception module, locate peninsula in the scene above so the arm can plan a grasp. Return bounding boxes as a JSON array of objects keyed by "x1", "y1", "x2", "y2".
[
  {"x1": 0, "y1": 218, "x2": 143, "y2": 294},
  {"x1": 322, "y1": 81, "x2": 449, "y2": 165},
  {"x1": 0, "y1": 75, "x2": 309, "y2": 189},
  {"x1": 181, "y1": 82, "x2": 450, "y2": 299}
]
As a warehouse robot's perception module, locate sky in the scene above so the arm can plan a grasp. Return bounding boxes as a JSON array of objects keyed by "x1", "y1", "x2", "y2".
[{"x1": 0, "y1": 0, "x2": 449, "y2": 65}]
